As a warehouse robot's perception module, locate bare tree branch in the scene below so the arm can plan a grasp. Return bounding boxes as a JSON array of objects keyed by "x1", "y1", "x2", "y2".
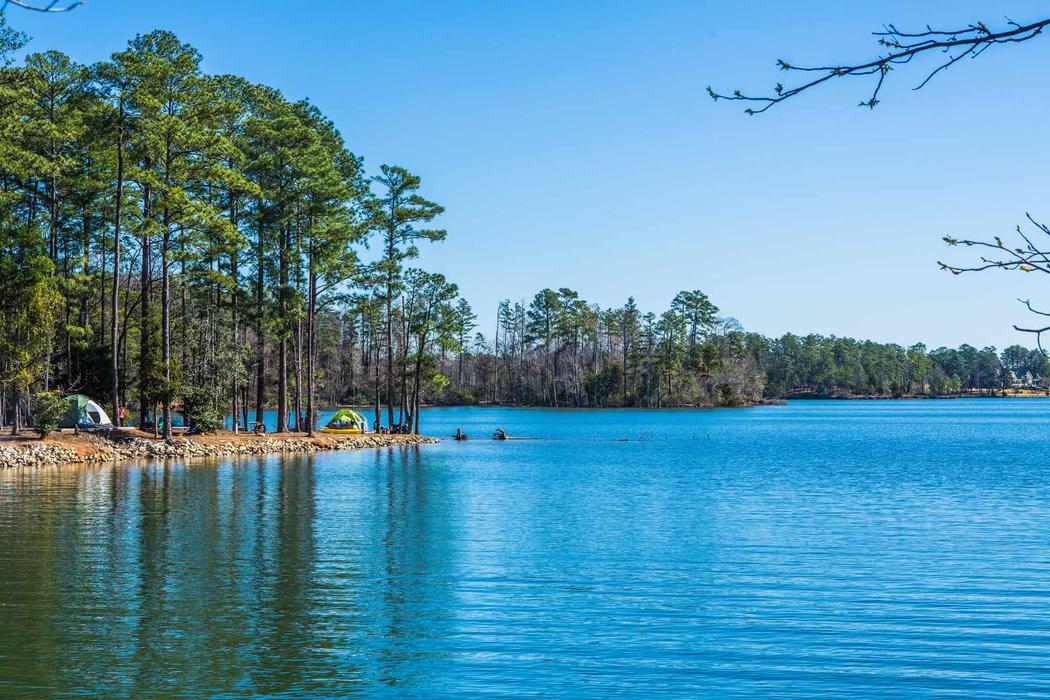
[
  {"x1": 714, "y1": 13, "x2": 1050, "y2": 348},
  {"x1": 1019, "y1": 299, "x2": 1050, "y2": 317},
  {"x1": 710, "y1": 17, "x2": 1050, "y2": 114},
  {"x1": 1014, "y1": 323, "x2": 1050, "y2": 351},
  {"x1": 1, "y1": 0, "x2": 83, "y2": 11},
  {"x1": 942, "y1": 216, "x2": 1050, "y2": 348}
]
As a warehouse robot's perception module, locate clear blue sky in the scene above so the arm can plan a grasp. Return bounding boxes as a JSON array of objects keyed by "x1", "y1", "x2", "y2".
[{"x1": 12, "y1": 1, "x2": 1050, "y2": 349}]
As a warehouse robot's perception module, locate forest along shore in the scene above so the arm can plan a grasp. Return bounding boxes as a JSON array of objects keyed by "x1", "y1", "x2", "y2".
[
  {"x1": 0, "y1": 430, "x2": 437, "y2": 469},
  {"x1": 784, "y1": 387, "x2": 1050, "y2": 400}
]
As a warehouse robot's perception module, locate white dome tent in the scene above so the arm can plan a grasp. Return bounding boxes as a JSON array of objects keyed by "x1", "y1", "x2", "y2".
[{"x1": 58, "y1": 394, "x2": 113, "y2": 430}]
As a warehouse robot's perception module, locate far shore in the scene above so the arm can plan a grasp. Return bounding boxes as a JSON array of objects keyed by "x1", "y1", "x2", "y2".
[
  {"x1": 782, "y1": 388, "x2": 1050, "y2": 401},
  {"x1": 387, "y1": 389, "x2": 1050, "y2": 410}
]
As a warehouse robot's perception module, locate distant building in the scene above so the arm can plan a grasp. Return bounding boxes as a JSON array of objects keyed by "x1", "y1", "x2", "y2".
[{"x1": 1009, "y1": 370, "x2": 1042, "y2": 389}]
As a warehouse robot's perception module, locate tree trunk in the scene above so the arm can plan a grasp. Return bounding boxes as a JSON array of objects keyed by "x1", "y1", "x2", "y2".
[
  {"x1": 493, "y1": 308, "x2": 500, "y2": 403},
  {"x1": 374, "y1": 322, "x2": 382, "y2": 431},
  {"x1": 277, "y1": 225, "x2": 288, "y2": 433},
  {"x1": 306, "y1": 264, "x2": 316, "y2": 437},
  {"x1": 255, "y1": 212, "x2": 266, "y2": 430},
  {"x1": 398, "y1": 311, "x2": 409, "y2": 428},
  {"x1": 622, "y1": 337, "x2": 628, "y2": 407},
  {"x1": 231, "y1": 235, "x2": 239, "y2": 434},
  {"x1": 293, "y1": 318, "x2": 302, "y2": 431},
  {"x1": 161, "y1": 222, "x2": 172, "y2": 442},
  {"x1": 139, "y1": 181, "x2": 152, "y2": 428},
  {"x1": 385, "y1": 224, "x2": 396, "y2": 429},
  {"x1": 386, "y1": 288, "x2": 395, "y2": 429},
  {"x1": 411, "y1": 338, "x2": 426, "y2": 434}
]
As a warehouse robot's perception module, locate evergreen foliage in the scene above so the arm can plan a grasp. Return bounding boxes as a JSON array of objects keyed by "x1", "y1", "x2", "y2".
[{"x1": 30, "y1": 390, "x2": 65, "y2": 438}]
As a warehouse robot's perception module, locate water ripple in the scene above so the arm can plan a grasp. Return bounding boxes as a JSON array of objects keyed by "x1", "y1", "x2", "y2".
[{"x1": 2, "y1": 401, "x2": 1050, "y2": 697}]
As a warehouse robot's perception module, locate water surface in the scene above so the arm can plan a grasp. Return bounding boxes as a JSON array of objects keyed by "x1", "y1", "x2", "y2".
[{"x1": 2, "y1": 400, "x2": 1050, "y2": 697}]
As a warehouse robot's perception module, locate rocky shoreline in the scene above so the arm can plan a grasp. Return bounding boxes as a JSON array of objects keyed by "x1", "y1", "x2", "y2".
[{"x1": 0, "y1": 432, "x2": 438, "y2": 469}]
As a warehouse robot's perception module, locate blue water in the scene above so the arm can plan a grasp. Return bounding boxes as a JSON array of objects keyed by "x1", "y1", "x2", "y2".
[{"x1": 2, "y1": 400, "x2": 1050, "y2": 697}]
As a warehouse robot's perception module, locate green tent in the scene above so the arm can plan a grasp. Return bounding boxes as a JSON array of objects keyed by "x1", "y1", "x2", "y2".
[
  {"x1": 59, "y1": 394, "x2": 113, "y2": 429},
  {"x1": 321, "y1": 409, "x2": 367, "y2": 432}
]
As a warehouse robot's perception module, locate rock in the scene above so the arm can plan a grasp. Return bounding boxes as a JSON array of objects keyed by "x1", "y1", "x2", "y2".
[{"x1": 0, "y1": 430, "x2": 439, "y2": 469}]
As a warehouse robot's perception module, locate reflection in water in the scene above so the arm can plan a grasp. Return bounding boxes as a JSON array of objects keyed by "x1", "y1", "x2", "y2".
[
  {"x1": 0, "y1": 449, "x2": 457, "y2": 697},
  {"x1": 372, "y1": 447, "x2": 456, "y2": 690},
  {"x1": 4, "y1": 403, "x2": 1050, "y2": 697}
]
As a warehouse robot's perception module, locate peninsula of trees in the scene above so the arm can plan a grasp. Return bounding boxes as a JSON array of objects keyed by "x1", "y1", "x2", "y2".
[
  {"x1": 0, "y1": 21, "x2": 1046, "y2": 438},
  {"x1": 0, "y1": 21, "x2": 456, "y2": 436}
]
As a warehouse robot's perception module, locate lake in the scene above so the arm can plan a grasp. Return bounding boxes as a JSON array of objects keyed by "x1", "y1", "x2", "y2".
[{"x1": 2, "y1": 400, "x2": 1050, "y2": 697}]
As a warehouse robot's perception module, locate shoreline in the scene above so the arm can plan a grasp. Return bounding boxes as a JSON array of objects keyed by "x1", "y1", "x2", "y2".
[
  {"x1": 5, "y1": 390, "x2": 1046, "y2": 469},
  {"x1": 782, "y1": 389, "x2": 1049, "y2": 401},
  {"x1": 386, "y1": 394, "x2": 1050, "y2": 411},
  {"x1": 0, "y1": 430, "x2": 438, "y2": 469}
]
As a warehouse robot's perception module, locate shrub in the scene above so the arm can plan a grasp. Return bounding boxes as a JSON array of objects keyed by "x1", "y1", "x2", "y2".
[
  {"x1": 181, "y1": 385, "x2": 223, "y2": 434},
  {"x1": 440, "y1": 384, "x2": 477, "y2": 405},
  {"x1": 31, "y1": 391, "x2": 67, "y2": 439}
]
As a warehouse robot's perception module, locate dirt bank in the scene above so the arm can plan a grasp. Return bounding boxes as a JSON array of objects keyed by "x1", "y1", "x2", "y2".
[{"x1": 0, "y1": 429, "x2": 438, "y2": 469}]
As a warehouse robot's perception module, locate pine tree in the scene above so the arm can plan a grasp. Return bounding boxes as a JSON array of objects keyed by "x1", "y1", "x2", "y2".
[{"x1": 368, "y1": 165, "x2": 445, "y2": 429}]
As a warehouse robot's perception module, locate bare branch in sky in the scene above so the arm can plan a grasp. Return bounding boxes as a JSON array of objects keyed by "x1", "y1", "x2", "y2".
[
  {"x1": 709, "y1": 17, "x2": 1050, "y2": 114},
  {"x1": 2, "y1": 0, "x2": 83, "y2": 12},
  {"x1": 940, "y1": 214, "x2": 1050, "y2": 349}
]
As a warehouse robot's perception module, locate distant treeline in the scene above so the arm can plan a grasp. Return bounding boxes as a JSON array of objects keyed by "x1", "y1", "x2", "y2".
[
  {"x1": 330, "y1": 289, "x2": 1049, "y2": 408},
  {"x1": 751, "y1": 336, "x2": 1048, "y2": 398}
]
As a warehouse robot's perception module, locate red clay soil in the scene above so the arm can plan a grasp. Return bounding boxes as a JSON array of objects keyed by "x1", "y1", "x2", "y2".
[
  {"x1": 0, "y1": 428, "x2": 433, "y2": 462},
  {"x1": 0, "y1": 430, "x2": 99, "y2": 458}
]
